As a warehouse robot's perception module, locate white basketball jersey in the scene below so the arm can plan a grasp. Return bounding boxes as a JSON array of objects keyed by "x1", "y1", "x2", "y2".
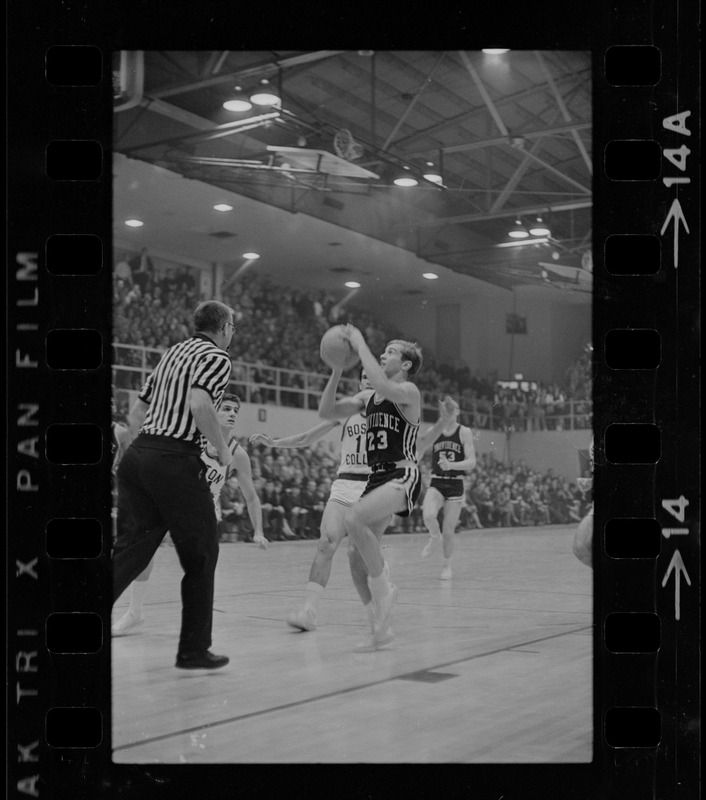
[
  {"x1": 201, "y1": 437, "x2": 239, "y2": 501},
  {"x1": 337, "y1": 412, "x2": 369, "y2": 476}
]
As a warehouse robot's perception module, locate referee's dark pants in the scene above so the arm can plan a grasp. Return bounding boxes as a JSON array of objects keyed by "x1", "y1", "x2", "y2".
[{"x1": 113, "y1": 434, "x2": 220, "y2": 656}]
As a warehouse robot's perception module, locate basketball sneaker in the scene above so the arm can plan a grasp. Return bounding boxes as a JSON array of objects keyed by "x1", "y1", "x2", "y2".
[
  {"x1": 286, "y1": 607, "x2": 317, "y2": 631},
  {"x1": 421, "y1": 534, "x2": 441, "y2": 558},
  {"x1": 440, "y1": 565, "x2": 453, "y2": 580},
  {"x1": 353, "y1": 627, "x2": 395, "y2": 652},
  {"x1": 111, "y1": 610, "x2": 144, "y2": 636}
]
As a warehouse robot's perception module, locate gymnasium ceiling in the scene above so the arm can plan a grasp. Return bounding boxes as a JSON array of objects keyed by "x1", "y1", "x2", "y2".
[{"x1": 114, "y1": 50, "x2": 592, "y2": 299}]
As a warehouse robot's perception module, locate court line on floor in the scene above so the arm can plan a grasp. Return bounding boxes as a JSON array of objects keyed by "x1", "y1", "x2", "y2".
[{"x1": 113, "y1": 623, "x2": 592, "y2": 753}]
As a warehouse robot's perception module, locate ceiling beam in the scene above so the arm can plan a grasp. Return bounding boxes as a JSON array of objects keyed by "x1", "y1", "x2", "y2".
[
  {"x1": 534, "y1": 51, "x2": 593, "y2": 175},
  {"x1": 458, "y1": 50, "x2": 509, "y2": 136},
  {"x1": 382, "y1": 52, "x2": 446, "y2": 150},
  {"x1": 415, "y1": 199, "x2": 592, "y2": 227},
  {"x1": 150, "y1": 51, "x2": 347, "y2": 99},
  {"x1": 489, "y1": 104, "x2": 572, "y2": 212},
  {"x1": 393, "y1": 70, "x2": 591, "y2": 149},
  {"x1": 502, "y1": 146, "x2": 591, "y2": 194},
  {"x1": 490, "y1": 136, "x2": 549, "y2": 212}
]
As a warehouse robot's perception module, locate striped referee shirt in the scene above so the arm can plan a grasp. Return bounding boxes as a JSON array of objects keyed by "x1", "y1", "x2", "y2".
[{"x1": 138, "y1": 333, "x2": 232, "y2": 444}]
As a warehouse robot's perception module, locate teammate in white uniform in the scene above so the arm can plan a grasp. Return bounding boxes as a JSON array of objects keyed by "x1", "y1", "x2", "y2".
[
  {"x1": 250, "y1": 372, "x2": 375, "y2": 632},
  {"x1": 112, "y1": 393, "x2": 267, "y2": 635},
  {"x1": 419, "y1": 401, "x2": 476, "y2": 579}
]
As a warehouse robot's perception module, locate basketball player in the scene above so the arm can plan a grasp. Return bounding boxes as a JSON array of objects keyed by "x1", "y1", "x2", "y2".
[
  {"x1": 112, "y1": 393, "x2": 267, "y2": 635},
  {"x1": 573, "y1": 437, "x2": 594, "y2": 568},
  {"x1": 320, "y1": 327, "x2": 423, "y2": 650},
  {"x1": 250, "y1": 373, "x2": 454, "y2": 633},
  {"x1": 419, "y1": 399, "x2": 477, "y2": 579}
]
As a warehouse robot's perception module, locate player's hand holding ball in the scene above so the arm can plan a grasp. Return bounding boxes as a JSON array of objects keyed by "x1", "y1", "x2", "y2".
[{"x1": 342, "y1": 324, "x2": 365, "y2": 352}]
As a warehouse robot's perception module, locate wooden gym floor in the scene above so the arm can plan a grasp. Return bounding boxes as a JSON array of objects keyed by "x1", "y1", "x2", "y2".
[{"x1": 112, "y1": 526, "x2": 592, "y2": 764}]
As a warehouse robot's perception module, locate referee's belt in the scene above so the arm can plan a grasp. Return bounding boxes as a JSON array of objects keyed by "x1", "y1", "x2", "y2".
[
  {"x1": 336, "y1": 472, "x2": 369, "y2": 481},
  {"x1": 135, "y1": 433, "x2": 201, "y2": 454}
]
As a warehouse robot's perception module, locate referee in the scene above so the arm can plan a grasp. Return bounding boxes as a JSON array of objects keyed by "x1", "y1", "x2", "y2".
[{"x1": 113, "y1": 300, "x2": 236, "y2": 669}]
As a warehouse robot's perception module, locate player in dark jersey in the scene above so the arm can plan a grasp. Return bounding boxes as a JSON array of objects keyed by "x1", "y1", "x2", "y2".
[
  {"x1": 320, "y1": 327, "x2": 423, "y2": 651},
  {"x1": 419, "y1": 400, "x2": 476, "y2": 579}
]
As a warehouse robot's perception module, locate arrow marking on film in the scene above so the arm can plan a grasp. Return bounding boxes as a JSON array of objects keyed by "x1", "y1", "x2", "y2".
[
  {"x1": 661, "y1": 549, "x2": 691, "y2": 621},
  {"x1": 660, "y1": 198, "x2": 690, "y2": 268}
]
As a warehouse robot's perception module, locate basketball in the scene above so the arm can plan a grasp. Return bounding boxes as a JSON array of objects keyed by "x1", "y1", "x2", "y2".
[{"x1": 320, "y1": 325, "x2": 360, "y2": 370}]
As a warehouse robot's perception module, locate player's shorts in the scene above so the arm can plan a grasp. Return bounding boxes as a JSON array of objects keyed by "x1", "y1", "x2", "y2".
[
  {"x1": 429, "y1": 477, "x2": 465, "y2": 501},
  {"x1": 361, "y1": 466, "x2": 421, "y2": 517},
  {"x1": 329, "y1": 473, "x2": 368, "y2": 507}
]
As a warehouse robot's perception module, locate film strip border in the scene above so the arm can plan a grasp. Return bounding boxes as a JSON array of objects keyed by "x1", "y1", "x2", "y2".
[
  {"x1": 6, "y1": 5, "x2": 699, "y2": 800},
  {"x1": 7, "y1": 25, "x2": 115, "y2": 798},
  {"x1": 593, "y1": 4, "x2": 700, "y2": 798}
]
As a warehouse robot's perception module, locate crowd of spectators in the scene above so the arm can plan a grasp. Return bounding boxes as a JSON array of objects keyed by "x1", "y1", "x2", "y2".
[
  {"x1": 113, "y1": 251, "x2": 592, "y2": 427},
  {"x1": 111, "y1": 251, "x2": 592, "y2": 544},
  {"x1": 214, "y1": 437, "x2": 592, "y2": 544}
]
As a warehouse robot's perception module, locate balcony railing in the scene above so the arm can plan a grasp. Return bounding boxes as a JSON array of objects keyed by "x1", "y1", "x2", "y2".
[{"x1": 112, "y1": 342, "x2": 592, "y2": 431}]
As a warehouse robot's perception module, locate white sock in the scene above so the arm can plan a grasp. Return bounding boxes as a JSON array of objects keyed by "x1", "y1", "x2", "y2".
[
  {"x1": 442, "y1": 558, "x2": 452, "y2": 568},
  {"x1": 303, "y1": 582, "x2": 324, "y2": 613},
  {"x1": 364, "y1": 602, "x2": 375, "y2": 630},
  {"x1": 128, "y1": 579, "x2": 149, "y2": 617}
]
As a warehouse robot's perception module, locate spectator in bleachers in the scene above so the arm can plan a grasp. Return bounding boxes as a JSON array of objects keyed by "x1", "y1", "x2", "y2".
[{"x1": 113, "y1": 255, "x2": 591, "y2": 431}]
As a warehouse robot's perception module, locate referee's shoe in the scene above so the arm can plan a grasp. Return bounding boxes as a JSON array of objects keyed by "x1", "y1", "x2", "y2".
[{"x1": 175, "y1": 650, "x2": 230, "y2": 670}]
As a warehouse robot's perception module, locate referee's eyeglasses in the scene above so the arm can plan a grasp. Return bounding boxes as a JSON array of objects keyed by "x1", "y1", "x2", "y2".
[{"x1": 224, "y1": 321, "x2": 237, "y2": 332}]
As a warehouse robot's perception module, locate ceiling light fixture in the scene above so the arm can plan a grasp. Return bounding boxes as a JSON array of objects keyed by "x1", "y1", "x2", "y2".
[
  {"x1": 482, "y1": 49, "x2": 510, "y2": 55},
  {"x1": 124, "y1": 219, "x2": 144, "y2": 227},
  {"x1": 345, "y1": 281, "x2": 361, "y2": 288},
  {"x1": 529, "y1": 216, "x2": 551, "y2": 236},
  {"x1": 222, "y1": 86, "x2": 253, "y2": 112},
  {"x1": 508, "y1": 218, "x2": 529, "y2": 239},
  {"x1": 242, "y1": 252, "x2": 260, "y2": 260},
  {"x1": 422, "y1": 273, "x2": 439, "y2": 280},
  {"x1": 250, "y1": 78, "x2": 280, "y2": 106},
  {"x1": 393, "y1": 166, "x2": 418, "y2": 187},
  {"x1": 213, "y1": 203, "x2": 234, "y2": 212},
  {"x1": 422, "y1": 161, "x2": 443, "y2": 184}
]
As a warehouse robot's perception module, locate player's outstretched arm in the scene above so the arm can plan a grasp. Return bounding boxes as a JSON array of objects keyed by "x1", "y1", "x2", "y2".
[
  {"x1": 417, "y1": 396, "x2": 458, "y2": 457},
  {"x1": 231, "y1": 448, "x2": 268, "y2": 550},
  {"x1": 318, "y1": 368, "x2": 366, "y2": 420},
  {"x1": 249, "y1": 419, "x2": 340, "y2": 449}
]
